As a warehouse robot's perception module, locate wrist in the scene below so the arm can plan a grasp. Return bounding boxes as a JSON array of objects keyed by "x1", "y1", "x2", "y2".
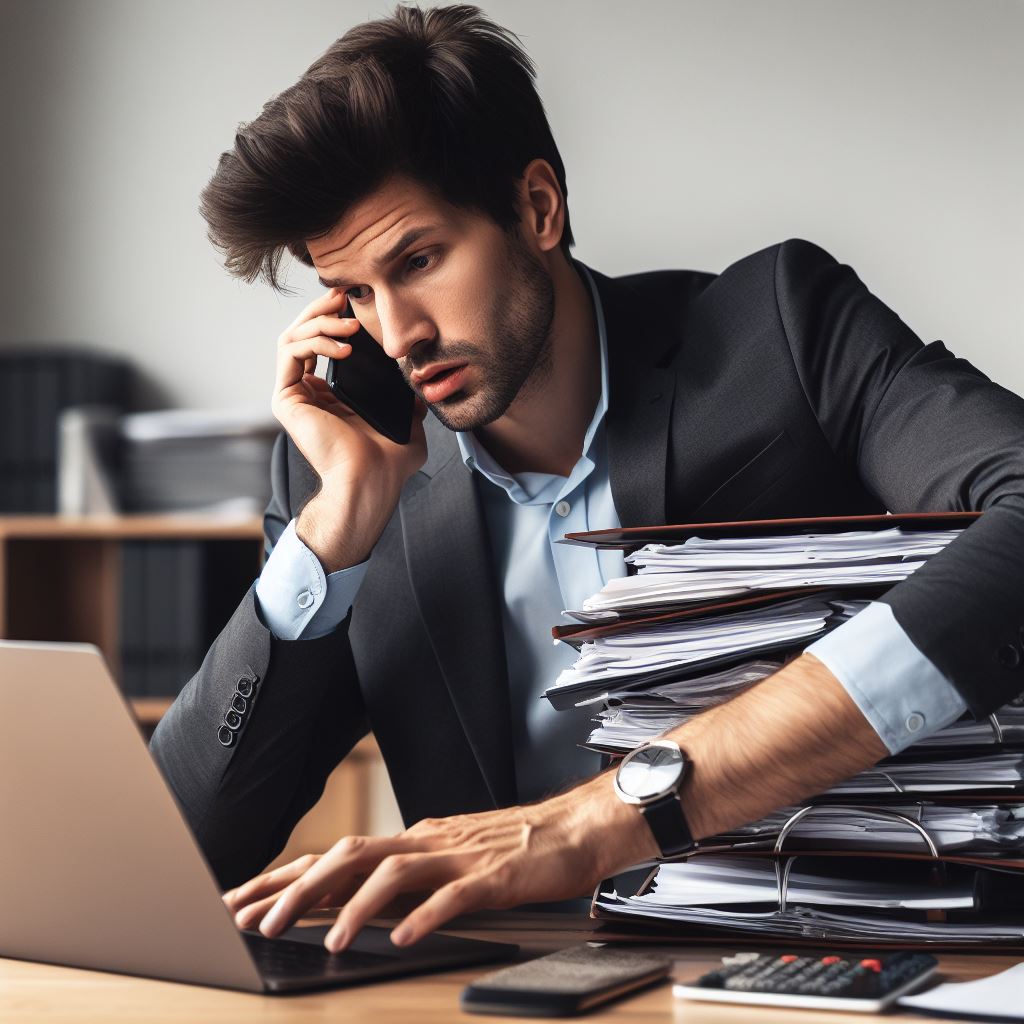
[
  {"x1": 295, "y1": 489, "x2": 372, "y2": 573},
  {"x1": 567, "y1": 770, "x2": 661, "y2": 880}
]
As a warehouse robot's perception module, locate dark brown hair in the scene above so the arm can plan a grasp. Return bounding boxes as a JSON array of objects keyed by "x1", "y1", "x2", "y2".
[{"x1": 199, "y1": 4, "x2": 573, "y2": 293}]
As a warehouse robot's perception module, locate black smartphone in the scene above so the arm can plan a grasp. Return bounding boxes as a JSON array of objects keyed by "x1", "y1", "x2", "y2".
[
  {"x1": 460, "y1": 946, "x2": 670, "y2": 1017},
  {"x1": 325, "y1": 298, "x2": 415, "y2": 444}
]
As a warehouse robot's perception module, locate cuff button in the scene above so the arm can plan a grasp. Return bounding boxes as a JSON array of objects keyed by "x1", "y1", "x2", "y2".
[
  {"x1": 217, "y1": 725, "x2": 235, "y2": 747},
  {"x1": 905, "y1": 712, "x2": 925, "y2": 733},
  {"x1": 224, "y1": 710, "x2": 242, "y2": 730},
  {"x1": 297, "y1": 590, "x2": 315, "y2": 609},
  {"x1": 236, "y1": 676, "x2": 257, "y2": 698},
  {"x1": 230, "y1": 693, "x2": 248, "y2": 715}
]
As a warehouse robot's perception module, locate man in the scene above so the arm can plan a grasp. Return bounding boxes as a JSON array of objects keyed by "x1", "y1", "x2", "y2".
[{"x1": 151, "y1": 4, "x2": 1024, "y2": 954}]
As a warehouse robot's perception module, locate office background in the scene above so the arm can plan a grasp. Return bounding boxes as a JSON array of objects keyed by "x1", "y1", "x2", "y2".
[
  {"x1": 0, "y1": 0, "x2": 1020, "y2": 843},
  {"x1": 1, "y1": 0, "x2": 1021, "y2": 409}
]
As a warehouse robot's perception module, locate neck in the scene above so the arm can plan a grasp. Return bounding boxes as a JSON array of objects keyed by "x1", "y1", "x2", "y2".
[{"x1": 474, "y1": 257, "x2": 600, "y2": 477}]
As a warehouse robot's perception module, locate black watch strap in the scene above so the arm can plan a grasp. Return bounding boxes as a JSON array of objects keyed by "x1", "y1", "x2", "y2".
[{"x1": 640, "y1": 793, "x2": 696, "y2": 858}]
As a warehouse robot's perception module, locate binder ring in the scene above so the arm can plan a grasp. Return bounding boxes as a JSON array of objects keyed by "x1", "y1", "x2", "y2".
[
  {"x1": 988, "y1": 713, "x2": 1004, "y2": 744},
  {"x1": 771, "y1": 805, "x2": 940, "y2": 913},
  {"x1": 864, "y1": 768, "x2": 905, "y2": 794}
]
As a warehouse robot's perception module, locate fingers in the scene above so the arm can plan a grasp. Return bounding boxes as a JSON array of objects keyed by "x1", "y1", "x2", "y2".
[
  {"x1": 295, "y1": 372, "x2": 356, "y2": 412},
  {"x1": 234, "y1": 889, "x2": 336, "y2": 931},
  {"x1": 285, "y1": 287, "x2": 348, "y2": 333},
  {"x1": 289, "y1": 312, "x2": 362, "y2": 344},
  {"x1": 222, "y1": 854, "x2": 321, "y2": 914},
  {"x1": 324, "y1": 851, "x2": 467, "y2": 952},
  {"x1": 275, "y1": 294, "x2": 363, "y2": 405},
  {"x1": 390, "y1": 874, "x2": 496, "y2": 948},
  {"x1": 257, "y1": 835, "x2": 432, "y2": 939},
  {"x1": 274, "y1": 328, "x2": 356, "y2": 401}
]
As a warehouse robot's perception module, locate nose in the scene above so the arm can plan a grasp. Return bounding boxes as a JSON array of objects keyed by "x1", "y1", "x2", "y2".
[{"x1": 375, "y1": 292, "x2": 435, "y2": 361}]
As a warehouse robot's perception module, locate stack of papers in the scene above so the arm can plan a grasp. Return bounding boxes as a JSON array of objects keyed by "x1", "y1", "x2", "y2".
[
  {"x1": 913, "y1": 706, "x2": 1024, "y2": 748},
  {"x1": 541, "y1": 515, "x2": 1024, "y2": 950},
  {"x1": 544, "y1": 596, "x2": 867, "y2": 708},
  {"x1": 720, "y1": 803, "x2": 1024, "y2": 854},
  {"x1": 825, "y1": 752, "x2": 1024, "y2": 796},
  {"x1": 595, "y1": 892, "x2": 1024, "y2": 945},
  {"x1": 588, "y1": 698, "x2": 1024, "y2": 757},
  {"x1": 624, "y1": 855, "x2": 978, "y2": 910},
  {"x1": 571, "y1": 528, "x2": 961, "y2": 617}
]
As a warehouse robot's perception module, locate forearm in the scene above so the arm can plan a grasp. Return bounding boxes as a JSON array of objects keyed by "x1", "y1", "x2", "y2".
[
  {"x1": 576, "y1": 652, "x2": 889, "y2": 875},
  {"x1": 236, "y1": 657, "x2": 890, "y2": 948},
  {"x1": 670, "y1": 652, "x2": 887, "y2": 837}
]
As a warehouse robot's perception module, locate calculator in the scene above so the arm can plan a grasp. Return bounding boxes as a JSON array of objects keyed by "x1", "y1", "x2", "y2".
[{"x1": 674, "y1": 951, "x2": 939, "y2": 1012}]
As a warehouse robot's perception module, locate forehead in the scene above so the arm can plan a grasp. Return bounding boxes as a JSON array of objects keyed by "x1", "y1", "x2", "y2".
[{"x1": 306, "y1": 177, "x2": 465, "y2": 282}]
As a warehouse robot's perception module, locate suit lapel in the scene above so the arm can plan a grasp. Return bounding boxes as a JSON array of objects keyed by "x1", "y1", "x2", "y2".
[
  {"x1": 400, "y1": 423, "x2": 517, "y2": 809},
  {"x1": 585, "y1": 265, "x2": 678, "y2": 528},
  {"x1": 397, "y1": 263, "x2": 691, "y2": 807}
]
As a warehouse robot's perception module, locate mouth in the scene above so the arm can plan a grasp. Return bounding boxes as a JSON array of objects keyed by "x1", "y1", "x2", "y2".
[
  {"x1": 415, "y1": 362, "x2": 470, "y2": 403},
  {"x1": 410, "y1": 361, "x2": 468, "y2": 386}
]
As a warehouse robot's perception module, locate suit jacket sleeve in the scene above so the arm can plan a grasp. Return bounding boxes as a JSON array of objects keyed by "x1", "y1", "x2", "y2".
[
  {"x1": 149, "y1": 430, "x2": 369, "y2": 889},
  {"x1": 775, "y1": 238, "x2": 1024, "y2": 717}
]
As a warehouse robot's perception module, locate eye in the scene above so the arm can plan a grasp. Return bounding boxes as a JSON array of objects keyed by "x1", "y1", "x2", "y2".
[
  {"x1": 347, "y1": 285, "x2": 373, "y2": 303},
  {"x1": 407, "y1": 250, "x2": 437, "y2": 274}
]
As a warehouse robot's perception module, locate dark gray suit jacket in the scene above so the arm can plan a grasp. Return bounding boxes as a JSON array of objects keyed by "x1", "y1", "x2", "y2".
[{"x1": 151, "y1": 239, "x2": 1024, "y2": 889}]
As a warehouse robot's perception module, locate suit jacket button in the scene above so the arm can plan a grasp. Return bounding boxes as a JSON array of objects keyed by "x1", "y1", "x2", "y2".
[
  {"x1": 997, "y1": 644, "x2": 1022, "y2": 669},
  {"x1": 236, "y1": 675, "x2": 257, "y2": 698},
  {"x1": 218, "y1": 725, "x2": 235, "y2": 747},
  {"x1": 231, "y1": 693, "x2": 248, "y2": 715},
  {"x1": 224, "y1": 710, "x2": 243, "y2": 730}
]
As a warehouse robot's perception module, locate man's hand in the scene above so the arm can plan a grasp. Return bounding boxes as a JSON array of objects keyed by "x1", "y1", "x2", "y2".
[
  {"x1": 221, "y1": 653, "x2": 887, "y2": 953},
  {"x1": 222, "y1": 774, "x2": 655, "y2": 952},
  {"x1": 272, "y1": 287, "x2": 428, "y2": 571}
]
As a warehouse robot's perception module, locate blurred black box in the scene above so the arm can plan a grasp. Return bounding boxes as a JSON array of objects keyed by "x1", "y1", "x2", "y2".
[{"x1": 0, "y1": 347, "x2": 131, "y2": 512}]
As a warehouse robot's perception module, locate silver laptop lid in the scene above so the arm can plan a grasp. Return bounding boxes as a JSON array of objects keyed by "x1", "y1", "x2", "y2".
[{"x1": 0, "y1": 640, "x2": 263, "y2": 992}]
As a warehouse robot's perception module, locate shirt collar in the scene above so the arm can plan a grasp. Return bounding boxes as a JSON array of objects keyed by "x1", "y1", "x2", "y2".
[{"x1": 456, "y1": 261, "x2": 610, "y2": 495}]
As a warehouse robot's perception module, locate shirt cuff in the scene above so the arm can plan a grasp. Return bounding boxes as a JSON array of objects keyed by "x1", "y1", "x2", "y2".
[
  {"x1": 805, "y1": 600, "x2": 968, "y2": 755},
  {"x1": 254, "y1": 518, "x2": 369, "y2": 640}
]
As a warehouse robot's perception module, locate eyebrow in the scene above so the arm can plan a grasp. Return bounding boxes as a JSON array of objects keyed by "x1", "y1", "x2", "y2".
[{"x1": 316, "y1": 225, "x2": 441, "y2": 290}]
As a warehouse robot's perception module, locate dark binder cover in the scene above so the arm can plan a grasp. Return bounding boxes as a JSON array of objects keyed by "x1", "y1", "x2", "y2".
[
  {"x1": 560, "y1": 510, "x2": 982, "y2": 551},
  {"x1": 172, "y1": 541, "x2": 204, "y2": 697},
  {"x1": 552, "y1": 585, "x2": 889, "y2": 646},
  {"x1": 589, "y1": 840, "x2": 1024, "y2": 951},
  {"x1": 118, "y1": 541, "x2": 147, "y2": 697}
]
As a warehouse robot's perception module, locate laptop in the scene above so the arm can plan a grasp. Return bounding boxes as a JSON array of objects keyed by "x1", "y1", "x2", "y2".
[{"x1": 0, "y1": 640, "x2": 517, "y2": 993}]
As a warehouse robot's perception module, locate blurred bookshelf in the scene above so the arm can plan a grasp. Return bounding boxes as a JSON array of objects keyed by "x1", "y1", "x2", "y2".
[
  {"x1": 0, "y1": 514, "x2": 399, "y2": 847},
  {"x1": 0, "y1": 514, "x2": 264, "y2": 695}
]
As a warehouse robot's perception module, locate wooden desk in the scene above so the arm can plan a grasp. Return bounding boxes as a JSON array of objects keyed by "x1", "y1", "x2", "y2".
[{"x1": 1, "y1": 912, "x2": 1017, "y2": 1023}]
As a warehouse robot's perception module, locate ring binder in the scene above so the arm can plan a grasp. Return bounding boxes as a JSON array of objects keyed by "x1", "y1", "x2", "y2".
[
  {"x1": 772, "y1": 805, "x2": 942, "y2": 913},
  {"x1": 865, "y1": 768, "x2": 906, "y2": 794},
  {"x1": 988, "y1": 713, "x2": 1004, "y2": 744}
]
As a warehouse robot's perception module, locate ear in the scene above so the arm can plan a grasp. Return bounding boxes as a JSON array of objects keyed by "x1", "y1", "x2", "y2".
[{"x1": 515, "y1": 158, "x2": 566, "y2": 255}]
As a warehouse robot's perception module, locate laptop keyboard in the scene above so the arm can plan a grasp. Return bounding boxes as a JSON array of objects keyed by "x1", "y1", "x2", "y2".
[{"x1": 244, "y1": 931, "x2": 396, "y2": 979}]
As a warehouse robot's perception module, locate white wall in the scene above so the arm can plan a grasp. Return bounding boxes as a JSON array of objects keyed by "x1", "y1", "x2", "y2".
[{"x1": 2, "y1": 0, "x2": 1021, "y2": 410}]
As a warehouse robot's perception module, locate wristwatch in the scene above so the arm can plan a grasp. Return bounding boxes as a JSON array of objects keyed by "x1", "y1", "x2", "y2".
[{"x1": 613, "y1": 739, "x2": 696, "y2": 859}]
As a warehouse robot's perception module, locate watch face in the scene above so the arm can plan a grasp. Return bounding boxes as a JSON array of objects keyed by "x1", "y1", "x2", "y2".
[{"x1": 616, "y1": 742, "x2": 686, "y2": 802}]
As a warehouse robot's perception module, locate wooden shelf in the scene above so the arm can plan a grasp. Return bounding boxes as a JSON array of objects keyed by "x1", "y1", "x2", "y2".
[
  {"x1": 0, "y1": 513, "x2": 264, "y2": 540},
  {"x1": 2, "y1": 513, "x2": 394, "y2": 845},
  {"x1": 129, "y1": 697, "x2": 174, "y2": 728},
  {"x1": 0, "y1": 514, "x2": 265, "y2": 682}
]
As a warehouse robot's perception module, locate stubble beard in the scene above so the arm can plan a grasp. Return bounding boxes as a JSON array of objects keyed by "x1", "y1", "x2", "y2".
[{"x1": 401, "y1": 233, "x2": 556, "y2": 432}]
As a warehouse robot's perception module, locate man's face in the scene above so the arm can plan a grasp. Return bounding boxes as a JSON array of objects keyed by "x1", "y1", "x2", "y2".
[{"x1": 307, "y1": 176, "x2": 556, "y2": 432}]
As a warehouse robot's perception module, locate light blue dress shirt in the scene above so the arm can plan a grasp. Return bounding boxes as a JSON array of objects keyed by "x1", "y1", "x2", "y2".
[{"x1": 255, "y1": 264, "x2": 968, "y2": 792}]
